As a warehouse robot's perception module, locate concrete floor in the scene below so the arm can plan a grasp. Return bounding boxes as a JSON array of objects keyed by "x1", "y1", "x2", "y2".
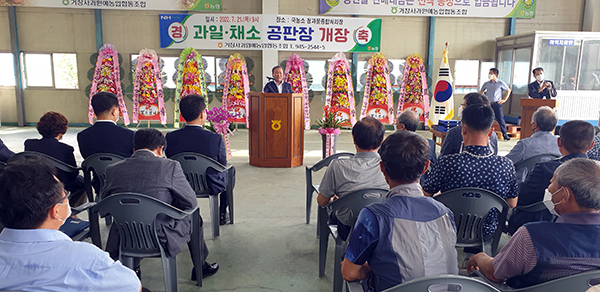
[{"x1": 0, "y1": 126, "x2": 518, "y2": 292}]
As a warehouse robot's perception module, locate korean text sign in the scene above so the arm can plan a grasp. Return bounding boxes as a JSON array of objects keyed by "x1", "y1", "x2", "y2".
[
  {"x1": 319, "y1": 0, "x2": 536, "y2": 18},
  {"x1": 159, "y1": 14, "x2": 382, "y2": 52},
  {"x1": 0, "y1": 0, "x2": 222, "y2": 11}
]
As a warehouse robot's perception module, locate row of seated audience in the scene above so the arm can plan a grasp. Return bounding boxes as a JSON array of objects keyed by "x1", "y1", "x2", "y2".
[
  {"x1": 2, "y1": 91, "x2": 600, "y2": 291},
  {"x1": 0, "y1": 92, "x2": 230, "y2": 290}
]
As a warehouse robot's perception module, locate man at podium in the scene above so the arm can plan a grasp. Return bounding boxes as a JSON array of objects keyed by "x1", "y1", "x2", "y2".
[
  {"x1": 263, "y1": 66, "x2": 292, "y2": 94},
  {"x1": 528, "y1": 67, "x2": 557, "y2": 99}
]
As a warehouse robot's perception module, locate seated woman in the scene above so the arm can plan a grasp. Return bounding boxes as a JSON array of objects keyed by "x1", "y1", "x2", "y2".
[{"x1": 24, "y1": 111, "x2": 86, "y2": 207}]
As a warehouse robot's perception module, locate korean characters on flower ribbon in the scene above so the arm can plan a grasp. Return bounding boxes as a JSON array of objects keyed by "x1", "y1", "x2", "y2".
[
  {"x1": 396, "y1": 54, "x2": 430, "y2": 126},
  {"x1": 89, "y1": 44, "x2": 130, "y2": 125},
  {"x1": 174, "y1": 47, "x2": 208, "y2": 128},
  {"x1": 325, "y1": 52, "x2": 356, "y2": 126},
  {"x1": 360, "y1": 52, "x2": 394, "y2": 124},
  {"x1": 222, "y1": 53, "x2": 250, "y2": 127},
  {"x1": 132, "y1": 48, "x2": 167, "y2": 125},
  {"x1": 283, "y1": 54, "x2": 311, "y2": 130}
]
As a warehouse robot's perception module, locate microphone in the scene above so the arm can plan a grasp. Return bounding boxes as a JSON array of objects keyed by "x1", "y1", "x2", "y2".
[{"x1": 266, "y1": 76, "x2": 274, "y2": 81}]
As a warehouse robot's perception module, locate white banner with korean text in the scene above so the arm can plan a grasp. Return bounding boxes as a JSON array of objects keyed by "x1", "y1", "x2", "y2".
[
  {"x1": 0, "y1": 0, "x2": 221, "y2": 11},
  {"x1": 159, "y1": 14, "x2": 382, "y2": 52},
  {"x1": 319, "y1": 0, "x2": 536, "y2": 18}
]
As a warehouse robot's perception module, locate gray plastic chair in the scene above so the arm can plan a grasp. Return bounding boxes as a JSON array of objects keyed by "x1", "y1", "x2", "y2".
[
  {"x1": 171, "y1": 152, "x2": 233, "y2": 239},
  {"x1": 81, "y1": 153, "x2": 125, "y2": 241},
  {"x1": 7, "y1": 151, "x2": 100, "y2": 246},
  {"x1": 473, "y1": 269, "x2": 600, "y2": 292},
  {"x1": 93, "y1": 192, "x2": 205, "y2": 291},
  {"x1": 305, "y1": 152, "x2": 354, "y2": 229},
  {"x1": 375, "y1": 275, "x2": 501, "y2": 292},
  {"x1": 319, "y1": 188, "x2": 387, "y2": 292},
  {"x1": 434, "y1": 188, "x2": 509, "y2": 256},
  {"x1": 514, "y1": 153, "x2": 560, "y2": 184}
]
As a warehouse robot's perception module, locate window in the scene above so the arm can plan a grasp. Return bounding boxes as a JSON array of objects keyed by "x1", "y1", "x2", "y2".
[
  {"x1": 0, "y1": 53, "x2": 15, "y2": 87},
  {"x1": 454, "y1": 60, "x2": 479, "y2": 94},
  {"x1": 579, "y1": 40, "x2": 600, "y2": 91},
  {"x1": 306, "y1": 60, "x2": 326, "y2": 91},
  {"x1": 479, "y1": 61, "x2": 495, "y2": 89},
  {"x1": 22, "y1": 53, "x2": 78, "y2": 89},
  {"x1": 539, "y1": 39, "x2": 581, "y2": 91}
]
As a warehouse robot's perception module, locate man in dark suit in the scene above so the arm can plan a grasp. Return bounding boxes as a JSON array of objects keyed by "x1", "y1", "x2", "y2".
[
  {"x1": 262, "y1": 65, "x2": 293, "y2": 93},
  {"x1": 103, "y1": 128, "x2": 219, "y2": 279},
  {"x1": 0, "y1": 138, "x2": 15, "y2": 163},
  {"x1": 507, "y1": 120, "x2": 594, "y2": 234},
  {"x1": 166, "y1": 94, "x2": 234, "y2": 225},
  {"x1": 528, "y1": 67, "x2": 558, "y2": 99},
  {"x1": 77, "y1": 92, "x2": 134, "y2": 159}
]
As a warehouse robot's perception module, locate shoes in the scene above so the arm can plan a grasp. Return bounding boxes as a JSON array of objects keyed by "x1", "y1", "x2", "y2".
[
  {"x1": 191, "y1": 262, "x2": 219, "y2": 281},
  {"x1": 220, "y1": 212, "x2": 230, "y2": 226},
  {"x1": 504, "y1": 136, "x2": 511, "y2": 141}
]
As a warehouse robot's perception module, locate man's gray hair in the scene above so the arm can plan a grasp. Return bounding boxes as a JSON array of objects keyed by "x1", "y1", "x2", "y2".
[
  {"x1": 396, "y1": 111, "x2": 419, "y2": 132},
  {"x1": 555, "y1": 158, "x2": 600, "y2": 210},
  {"x1": 532, "y1": 106, "x2": 558, "y2": 132}
]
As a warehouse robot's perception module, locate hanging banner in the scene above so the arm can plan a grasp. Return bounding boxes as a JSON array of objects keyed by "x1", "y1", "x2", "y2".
[
  {"x1": 159, "y1": 14, "x2": 381, "y2": 53},
  {"x1": 0, "y1": 0, "x2": 222, "y2": 11},
  {"x1": 319, "y1": 0, "x2": 536, "y2": 18}
]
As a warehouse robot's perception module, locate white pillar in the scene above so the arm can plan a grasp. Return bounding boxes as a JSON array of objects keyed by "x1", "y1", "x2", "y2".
[
  {"x1": 583, "y1": 0, "x2": 600, "y2": 32},
  {"x1": 262, "y1": 0, "x2": 279, "y2": 90}
]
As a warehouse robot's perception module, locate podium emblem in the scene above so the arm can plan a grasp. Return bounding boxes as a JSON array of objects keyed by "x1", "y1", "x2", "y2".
[{"x1": 271, "y1": 120, "x2": 282, "y2": 131}]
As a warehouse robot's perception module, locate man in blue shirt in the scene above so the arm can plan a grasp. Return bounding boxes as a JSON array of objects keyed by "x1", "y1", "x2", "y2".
[
  {"x1": 0, "y1": 159, "x2": 141, "y2": 292},
  {"x1": 341, "y1": 131, "x2": 458, "y2": 292},
  {"x1": 481, "y1": 68, "x2": 512, "y2": 141}
]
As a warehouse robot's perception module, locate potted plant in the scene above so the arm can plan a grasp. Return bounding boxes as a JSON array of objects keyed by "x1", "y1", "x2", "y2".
[{"x1": 315, "y1": 105, "x2": 349, "y2": 158}]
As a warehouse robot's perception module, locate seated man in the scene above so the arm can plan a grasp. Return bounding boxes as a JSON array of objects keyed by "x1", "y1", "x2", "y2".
[
  {"x1": 78, "y1": 92, "x2": 134, "y2": 159},
  {"x1": 103, "y1": 128, "x2": 218, "y2": 279},
  {"x1": 395, "y1": 110, "x2": 436, "y2": 184},
  {"x1": 0, "y1": 159, "x2": 140, "y2": 291},
  {"x1": 468, "y1": 158, "x2": 600, "y2": 288},
  {"x1": 341, "y1": 131, "x2": 458, "y2": 292},
  {"x1": 508, "y1": 120, "x2": 594, "y2": 234},
  {"x1": 316, "y1": 117, "x2": 389, "y2": 240},
  {"x1": 165, "y1": 94, "x2": 234, "y2": 225},
  {"x1": 0, "y1": 137, "x2": 14, "y2": 162},
  {"x1": 505, "y1": 106, "x2": 561, "y2": 164},
  {"x1": 586, "y1": 111, "x2": 600, "y2": 161},
  {"x1": 424, "y1": 104, "x2": 518, "y2": 258},
  {"x1": 440, "y1": 92, "x2": 498, "y2": 157}
]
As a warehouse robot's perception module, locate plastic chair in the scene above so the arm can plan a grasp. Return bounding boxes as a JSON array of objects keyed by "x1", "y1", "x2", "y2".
[
  {"x1": 473, "y1": 269, "x2": 600, "y2": 292},
  {"x1": 514, "y1": 153, "x2": 560, "y2": 184},
  {"x1": 363, "y1": 275, "x2": 501, "y2": 292},
  {"x1": 93, "y1": 192, "x2": 205, "y2": 291},
  {"x1": 434, "y1": 188, "x2": 509, "y2": 257},
  {"x1": 7, "y1": 151, "x2": 100, "y2": 246},
  {"x1": 81, "y1": 153, "x2": 125, "y2": 240},
  {"x1": 319, "y1": 188, "x2": 387, "y2": 292},
  {"x1": 305, "y1": 152, "x2": 354, "y2": 229},
  {"x1": 171, "y1": 152, "x2": 233, "y2": 239}
]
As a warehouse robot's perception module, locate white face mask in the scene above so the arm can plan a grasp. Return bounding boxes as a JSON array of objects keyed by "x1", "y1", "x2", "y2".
[
  {"x1": 457, "y1": 105, "x2": 463, "y2": 118},
  {"x1": 543, "y1": 187, "x2": 566, "y2": 216},
  {"x1": 488, "y1": 74, "x2": 495, "y2": 80},
  {"x1": 56, "y1": 201, "x2": 71, "y2": 225},
  {"x1": 536, "y1": 73, "x2": 544, "y2": 82}
]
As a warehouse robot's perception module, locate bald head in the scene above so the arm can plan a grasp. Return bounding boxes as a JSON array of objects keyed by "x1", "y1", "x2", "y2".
[{"x1": 396, "y1": 111, "x2": 419, "y2": 132}]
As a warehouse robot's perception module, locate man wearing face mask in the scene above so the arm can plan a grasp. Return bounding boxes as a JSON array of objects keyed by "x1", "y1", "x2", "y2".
[
  {"x1": 262, "y1": 65, "x2": 293, "y2": 93},
  {"x1": 480, "y1": 68, "x2": 511, "y2": 141},
  {"x1": 467, "y1": 158, "x2": 600, "y2": 288},
  {"x1": 528, "y1": 67, "x2": 558, "y2": 99},
  {"x1": 507, "y1": 120, "x2": 595, "y2": 234},
  {"x1": 0, "y1": 160, "x2": 141, "y2": 291}
]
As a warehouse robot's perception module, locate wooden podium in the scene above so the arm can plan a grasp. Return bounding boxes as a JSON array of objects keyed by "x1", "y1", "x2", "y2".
[
  {"x1": 248, "y1": 92, "x2": 304, "y2": 168},
  {"x1": 520, "y1": 98, "x2": 557, "y2": 139}
]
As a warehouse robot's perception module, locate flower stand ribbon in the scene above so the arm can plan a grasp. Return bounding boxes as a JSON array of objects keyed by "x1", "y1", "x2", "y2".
[
  {"x1": 318, "y1": 128, "x2": 341, "y2": 158},
  {"x1": 360, "y1": 53, "x2": 394, "y2": 124},
  {"x1": 132, "y1": 49, "x2": 167, "y2": 125},
  {"x1": 325, "y1": 52, "x2": 356, "y2": 126},
  {"x1": 284, "y1": 54, "x2": 310, "y2": 130},
  {"x1": 222, "y1": 53, "x2": 250, "y2": 127},
  {"x1": 396, "y1": 54, "x2": 430, "y2": 126},
  {"x1": 89, "y1": 44, "x2": 129, "y2": 125},
  {"x1": 174, "y1": 47, "x2": 207, "y2": 128}
]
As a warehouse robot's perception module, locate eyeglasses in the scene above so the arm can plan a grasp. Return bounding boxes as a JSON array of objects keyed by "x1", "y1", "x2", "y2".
[{"x1": 54, "y1": 190, "x2": 71, "y2": 206}]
